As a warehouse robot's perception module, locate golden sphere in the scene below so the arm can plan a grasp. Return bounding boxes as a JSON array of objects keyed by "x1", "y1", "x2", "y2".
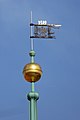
[{"x1": 23, "y1": 63, "x2": 42, "y2": 82}]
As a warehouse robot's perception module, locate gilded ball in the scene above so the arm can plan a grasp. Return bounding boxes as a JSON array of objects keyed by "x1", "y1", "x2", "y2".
[{"x1": 23, "y1": 63, "x2": 42, "y2": 82}]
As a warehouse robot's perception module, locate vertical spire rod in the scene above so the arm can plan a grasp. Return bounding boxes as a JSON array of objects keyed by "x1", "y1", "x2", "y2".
[
  {"x1": 30, "y1": 11, "x2": 34, "y2": 50},
  {"x1": 31, "y1": 82, "x2": 35, "y2": 92},
  {"x1": 30, "y1": 11, "x2": 35, "y2": 63}
]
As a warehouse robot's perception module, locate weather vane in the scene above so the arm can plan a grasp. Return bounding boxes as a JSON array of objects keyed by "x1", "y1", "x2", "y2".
[
  {"x1": 30, "y1": 20, "x2": 61, "y2": 39},
  {"x1": 23, "y1": 11, "x2": 61, "y2": 120}
]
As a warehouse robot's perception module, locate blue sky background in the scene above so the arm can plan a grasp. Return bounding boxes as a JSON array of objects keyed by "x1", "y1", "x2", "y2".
[{"x1": 0, "y1": 0, "x2": 80, "y2": 120}]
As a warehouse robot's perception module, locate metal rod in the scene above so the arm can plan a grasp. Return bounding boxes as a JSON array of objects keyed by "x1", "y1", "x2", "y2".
[
  {"x1": 30, "y1": 99, "x2": 35, "y2": 120},
  {"x1": 34, "y1": 100, "x2": 38, "y2": 120},
  {"x1": 30, "y1": 11, "x2": 34, "y2": 51},
  {"x1": 31, "y1": 82, "x2": 35, "y2": 92},
  {"x1": 31, "y1": 56, "x2": 35, "y2": 63}
]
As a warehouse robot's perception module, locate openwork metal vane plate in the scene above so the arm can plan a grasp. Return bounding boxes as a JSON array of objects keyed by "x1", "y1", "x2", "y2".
[
  {"x1": 33, "y1": 26, "x2": 55, "y2": 38},
  {"x1": 30, "y1": 20, "x2": 61, "y2": 39}
]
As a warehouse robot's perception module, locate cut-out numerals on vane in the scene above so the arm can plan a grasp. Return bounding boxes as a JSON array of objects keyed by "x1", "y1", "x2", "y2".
[{"x1": 38, "y1": 20, "x2": 47, "y2": 25}]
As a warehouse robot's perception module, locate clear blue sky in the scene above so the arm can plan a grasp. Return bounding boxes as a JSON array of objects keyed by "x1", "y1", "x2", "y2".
[{"x1": 0, "y1": 0, "x2": 80, "y2": 120}]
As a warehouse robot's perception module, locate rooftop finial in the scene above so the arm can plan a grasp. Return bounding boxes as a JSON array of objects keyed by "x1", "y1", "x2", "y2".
[{"x1": 23, "y1": 12, "x2": 61, "y2": 120}]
